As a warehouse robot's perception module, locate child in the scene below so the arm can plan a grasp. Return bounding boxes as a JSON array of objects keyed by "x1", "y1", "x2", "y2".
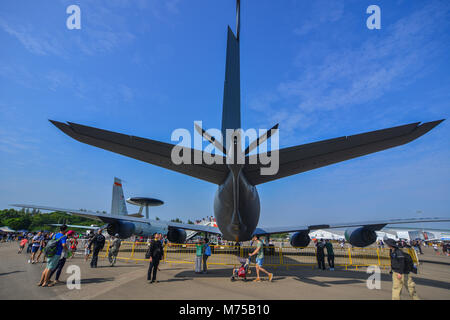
[
  {"x1": 70, "y1": 236, "x2": 78, "y2": 259},
  {"x1": 433, "y1": 243, "x2": 439, "y2": 255},
  {"x1": 18, "y1": 238, "x2": 28, "y2": 253}
]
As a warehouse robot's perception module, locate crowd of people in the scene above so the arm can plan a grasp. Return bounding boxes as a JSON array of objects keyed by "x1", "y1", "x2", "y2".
[
  {"x1": 2, "y1": 226, "x2": 123, "y2": 287},
  {"x1": 2, "y1": 228, "x2": 449, "y2": 299}
]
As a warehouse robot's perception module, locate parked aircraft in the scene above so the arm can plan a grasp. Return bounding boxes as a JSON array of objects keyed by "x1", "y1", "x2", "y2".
[
  {"x1": 22, "y1": 1, "x2": 449, "y2": 247},
  {"x1": 13, "y1": 177, "x2": 218, "y2": 242}
]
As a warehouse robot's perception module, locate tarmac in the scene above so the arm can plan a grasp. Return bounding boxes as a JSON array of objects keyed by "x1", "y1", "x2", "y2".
[{"x1": 0, "y1": 242, "x2": 449, "y2": 300}]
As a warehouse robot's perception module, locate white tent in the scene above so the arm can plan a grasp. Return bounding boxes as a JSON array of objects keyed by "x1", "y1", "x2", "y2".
[{"x1": 0, "y1": 226, "x2": 16, "y2": 232}]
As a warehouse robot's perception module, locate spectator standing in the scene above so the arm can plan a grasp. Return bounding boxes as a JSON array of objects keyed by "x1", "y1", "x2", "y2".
[
  {"x1": 35, "y1": 234, "x2": 48, "y2": 263},
  {"x1": 202, "y1": 238, "x2": 211, "y2": 274},
  {"x1": 89, "y1": 229, "x2": 105, "y2": 268},
  {"x1": 84, "y1": 238, "x2": 91, "y2": 262},
  {"x1": 325, "y1": 239, "x2": 335, "y2": 271},
  {"x1": 30, "y1": 232, "x2": 43, "y2": 264},
  {"x1": 48, "y1": 230, "x2": 74, "y2": 286},
  {"x1": 37, "y1": 225, "x2": 68, "y2": 287},
  {"x1": 69, "y1": 236, "x2": 78, "y2": 259},
  {"x1": 195, "y1": 239, "x2": 204, "y2": 274},
  {"x1": 315, "y1": 239, "x2": 326, "y2": 270},
  {"x1": 108, "y1": 234, "x2": 122, "y2": 266},
  {"x1": 18, "y1": 237, "x2": 28, "y2": 253},
  {"x1": 433, "y1": 243, "x2": 439, "y2": 255},
  {"x1": 26, "y1": 233, "x2": 33, "y2": 253},
  {"x1": 385, "y1": 238, "x2": 420, "y2": 300},
  {"x1": 147, "y1": 233, "x2": 163, "y2": 283}
]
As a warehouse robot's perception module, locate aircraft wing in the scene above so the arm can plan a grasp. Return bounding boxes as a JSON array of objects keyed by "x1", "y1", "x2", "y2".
[
  {"x1": 166, "y1": 221, "x2": 221, "y2": 235},
  {"x1": 49, "y1": 121, "x2": 229, "y2": 185},
  {"x1": 11, "y1": 204, "x2": 120, "y2": 223},
  {"x1": 48, "y1": 223, "x2": 100, "y2": 230},
  {"x1": 254, "y1": 217, "x2": 450, "y2": 235},
  {"x1": 11, "y1": 204, "x2": 222, "y2": 234},
  {"x1": 244, "y1": 120, "x2": 444, "y2": 185}
]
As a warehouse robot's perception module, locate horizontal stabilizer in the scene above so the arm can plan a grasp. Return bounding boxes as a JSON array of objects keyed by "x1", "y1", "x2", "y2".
[
  {"x1": 245, "y1": 120, "x2": 444, "y2": 185},
  {"x1": 244, "y1": 123, "x2": 279, "y2": 155},
  {"x1": 49, "y1": 120, "x2": 229, "y2": 185}
]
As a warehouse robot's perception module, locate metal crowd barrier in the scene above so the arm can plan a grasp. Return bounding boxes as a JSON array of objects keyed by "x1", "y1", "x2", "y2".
[{"x1": 95, "y1": 241, "x2": 419, "y2": 270}]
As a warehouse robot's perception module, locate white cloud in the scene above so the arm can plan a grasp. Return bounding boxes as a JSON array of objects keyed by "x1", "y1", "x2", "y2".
[
  {"x1": 250, "y1": 1, "x2": 449, "y2": 136},
  {"x1": 0, "y1": 18, "x2": 64, "y2": 56},
  {"x1": 293, "y1": 0, "x2": 344, "y2": 36}
]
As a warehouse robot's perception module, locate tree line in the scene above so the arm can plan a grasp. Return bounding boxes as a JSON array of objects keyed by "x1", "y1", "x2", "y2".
[{"x1": 0, "y1": 208, "x2": 99, "y2": 232}]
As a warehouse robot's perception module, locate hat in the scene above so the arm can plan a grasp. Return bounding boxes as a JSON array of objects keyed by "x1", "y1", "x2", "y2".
[
  {"x1": 115, "y1": 234, "x2": 119, "y2": 237},
  {"x1": 66, "y1": 230, "x2": 75, "y2": 236},
  {"x1": 385, "y1": 238, "x2": 398, "y2": 248}
]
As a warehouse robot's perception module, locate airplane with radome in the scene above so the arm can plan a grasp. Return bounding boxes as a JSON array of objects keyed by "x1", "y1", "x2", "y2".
[
  {"x1": 14, "y1": 1, "x2": 449, "y2": 247},
  {"x1": 13, "y1": 177, "x2": 219, "y2": 242}
]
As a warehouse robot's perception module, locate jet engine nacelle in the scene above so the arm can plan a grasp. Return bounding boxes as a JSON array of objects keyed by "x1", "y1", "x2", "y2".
[
  {"x1": 290, "y1": 231, "x2": 311, "y2": 247},
  {"x1": 345, "y1": 226, "x2": 377, "y2": 247},
  {"x1": 106, "y1": 221, "x2": 136, "y2": 239},
  {"x1": 167, "y1": 228, "x2": 187, "y2": 244}
]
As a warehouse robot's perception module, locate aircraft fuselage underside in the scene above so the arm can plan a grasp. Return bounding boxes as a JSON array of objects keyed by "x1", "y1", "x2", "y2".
[{"x1": 214, "y1": 169, "x2": 260, "y2": 241}]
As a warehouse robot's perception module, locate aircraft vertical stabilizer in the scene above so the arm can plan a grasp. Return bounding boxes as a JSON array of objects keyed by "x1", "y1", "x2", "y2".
[
  {"x1": 221, "y1": 24, "x2": 241, "y2": 150},
  {"x1": 111, "y1": 177, "x2": 128, "y2": 216}
]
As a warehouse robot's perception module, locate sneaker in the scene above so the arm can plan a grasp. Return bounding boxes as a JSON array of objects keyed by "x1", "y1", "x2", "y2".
[
  {"x1": 28, "y1": 260, "x2": 31, "y2": 264},
  {"x1": 268, "y1": 273, "x2": 273, "y2": 282},
  {"x1": 253, "y1": 278, "x2": 261, "y2": 282}
]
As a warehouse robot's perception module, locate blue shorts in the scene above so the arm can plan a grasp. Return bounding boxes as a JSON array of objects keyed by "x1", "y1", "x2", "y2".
[
  {"x1": 256, "y1": 258, "x2": 264, "y2": 267},
  {"x1": 46, "y1": 255, "x2": 61, "y2": 270},
  {"x1": 31, "y1": 246, "x2": 39, "y2": 253}
]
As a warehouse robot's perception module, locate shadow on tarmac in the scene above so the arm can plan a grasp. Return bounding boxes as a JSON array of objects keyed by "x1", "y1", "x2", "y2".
[
  {"x1": 0, "y1": 270, "x2": 25, "y2": 276},
  {"x1": 291, "y1": 268, "x2": 450, "y2": 290},
  {"x1": 80, "y1": 277, "x2": 114, "y2": 284},
  {"x1": 419, "y1": 259, "x2": 450, "y2": 266},
  {"x1": 173, "y1": 265, "x2": 450, "y2": 290},
  {"x1": 156, "y1": 278, "x2": 194, "y2": 283}
]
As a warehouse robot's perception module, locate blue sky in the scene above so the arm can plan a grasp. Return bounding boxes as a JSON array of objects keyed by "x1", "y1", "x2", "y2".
[{"x1": 0, "y1": 0, "x2": 449, "y2": 229}]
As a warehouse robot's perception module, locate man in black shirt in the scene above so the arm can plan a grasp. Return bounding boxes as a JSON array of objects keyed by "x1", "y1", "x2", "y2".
[
  {"x1": 315, "y1": 239, "x2": 326, "y2": 270},
  {"x1": 147, "y1": 233, "x2": 163, "y2": 283},
  {"x1": 385, "y1": 238, "x2": 420, "y2": 300},
  {"x1": 89, "y1": 229, "x2": 105, "y2": 268}
]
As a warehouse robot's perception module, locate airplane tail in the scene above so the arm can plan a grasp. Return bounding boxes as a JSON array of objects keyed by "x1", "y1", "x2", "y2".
[
  {"x1": 221, "y1": 22, "x2": 241, "y2": 150},
  {"x1": 111, "y1": 177, "x2": 128, "y2": 216}
]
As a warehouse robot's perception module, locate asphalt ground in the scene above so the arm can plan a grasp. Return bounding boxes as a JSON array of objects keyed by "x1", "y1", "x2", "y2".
[{"x1": 0, "y1": 242, "x2": 449, "y2": 300}]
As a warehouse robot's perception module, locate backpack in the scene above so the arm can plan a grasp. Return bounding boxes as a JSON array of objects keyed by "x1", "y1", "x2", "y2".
[
  {"x1": 204, "y1": 244, "x2": 211, "y2": 256},
  {"x1": 45, "y1": 234, "x2": 63, "y2": 258},
  {"x1": 403, "y1": 251, "x2": 417, "y2": 274},
  {"x1": 95, "y1": 234, "x2": 105, "y2": 250}
]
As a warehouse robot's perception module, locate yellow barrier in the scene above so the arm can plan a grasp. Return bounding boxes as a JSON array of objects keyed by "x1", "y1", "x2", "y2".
[{"x1": 96, "y1": 241, "x2": 419, "y2": 270}]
